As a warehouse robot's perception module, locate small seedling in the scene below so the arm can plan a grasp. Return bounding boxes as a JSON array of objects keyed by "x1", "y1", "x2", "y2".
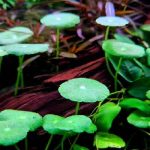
[
  {"x1": 40, "y1": 12, "x2": 80, "y2": 57},
  {"x1": 58, "y1": 78, "x2": 110, "y2": 115},
  {"x1": 102, "y1": 39, "x2": 145, "y2": 90},
  {"x1": 43, "y1": 114, "x2": 96, "y2": 150},
  {"x1": 3, "y1": 43, "x2": 49, "y2": 95}
]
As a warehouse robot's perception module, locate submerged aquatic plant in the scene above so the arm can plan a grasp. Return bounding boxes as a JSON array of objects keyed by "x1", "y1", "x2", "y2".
[
  {"x1": 0, "y1": 121, "x2": 29, "y2": 148},
  {"x1": 102, "y1": 39, "x2": 145, "y2": 90},
  {"x1": 127, "y1": 110, "x2": 150, "y2": 128},
  {"x1": 3, "y1": 43, "x2": 49, "y2": 95},
  {"x1": 43, "y1": 114, "x2": 96, "y2": 150},
  {"x1": 0, "y1": 109, "x2": 42, "y2": 150},
  {"x1": 94, "y1": 132, "x2": 125, "y2": 149},
  {"x1": 58, "y1": 78, "x2": 110, "y2": 114},
  {"x1": 40, "y1": 12, "x2": 80, "y2": 57}
]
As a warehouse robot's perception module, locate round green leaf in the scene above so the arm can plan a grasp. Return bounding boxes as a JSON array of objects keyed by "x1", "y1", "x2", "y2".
[
  {"x1": 102, "y1": 39, "x2": 145, "y2": 58},
  {"x1": 0, "y1": 26, "x2": 33, "y2": 44},
  {"x1": 0, "y1": 120, "x2": 29, "y2": 146},
  {"x1": 41, "y1": 13, "x2": 80, "y2": 29},
  {"x1": 127, "y1": 110, "x2": 150, "y2": 128},
  {"x1": 96, "y1": 16, "x2": 129, "y2": 27},
  {"x1": 0, "y1": 109, "x2": 42, "y2": 131},
  {"x1": 57, "y1": 115, "x2": 97, "y2": 134},
  {"x1": 43, "y1": 114, "x2": 65, "y2": 135},
  {"x1": 94, "y1": 132, "x2": 125, "y2": 149},
  {"x1": 120, "y1": 98, "x2": 150, "y2": 114},
  {"x1": 3, "y1": 43, "x2": 49, "y2": 56},
  {"x1": 94, "y1": 102, "x2": 121, "y2": 132},
  {"x1": 58, "y1": 78, "x2": 110, "y2": 103}
]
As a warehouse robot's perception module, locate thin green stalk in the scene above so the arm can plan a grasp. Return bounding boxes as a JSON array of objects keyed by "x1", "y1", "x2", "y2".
[
  {"x1": 114, "y1": 57, "x2": 123, "y2": 91},
  {"x1": 75, "y1": 102, "x2": 80, "y2": 115},
  {"x1": 14, "y1": 144, "x2": 20, "y2": 150},
  {"x1": 14, "y1": 55, "x2": 24, "y2": 96},
  {"x1": 104, "y1": 26, "x2": 123, "y2": 89},
  {"x1": 56, "y1": 28, "x2": 60, "y2": 58},
  {"x1": 61, "y1": 134, "x2": 67, "y2": 150},
  {"x1": 69, "y1": 134, "x2": 80, "y2": 150},
  {"x1": 19, "y1": 56, "x2": 24, "y2": 87},
  {"x1": 54, "y1": 135, "x2": 66, "y2": 150},
  {"x1": 105, "y1": 26, "x2": 110, "y2": 40},
  {"x1": 0, "y1": 57, "x2": 3, "y2": 72},
  {"x1": 104, "y1": 26, "x2": 115, "y2": 78},
  {"x1": 109, "y1": 89, "x2": 126, "y2": 96},
  {"x1": 45, "y1": 135, "x2": 54, "y2": 150},
  {"x1": 25, "y1": 137, "x2": 28, "y2": 150}
]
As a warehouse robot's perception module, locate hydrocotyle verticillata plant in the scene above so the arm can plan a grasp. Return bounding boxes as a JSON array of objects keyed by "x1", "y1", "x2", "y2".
[
  {"x1": 58, "y1": 78, "x2": 110, "y2": 115},
  {"x1": 43, "y1": 114, "x2": 96, "y2": 150},
  {"x1": 96, "y1": 3, "x2": 129, "y2": 91},
  {"x1": 102, "y1": 39, "x2": 145, "y2": 90},
  {"x1": 0, "y1": 109, "x2": 43, "y2": 150},
  {"x1": 40, "y1": 12, "x2": 80, "y2": 57},
  {"x1": 3, "y1": 43, "x2": 49, "y2": 95}
]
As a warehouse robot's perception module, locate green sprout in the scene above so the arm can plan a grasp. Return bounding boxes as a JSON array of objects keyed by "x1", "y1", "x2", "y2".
[
  {"x1": 94, "y1": 132, "x2": 125, "y2": 149},
  {"x1": 3, "y1": 43, "x2": 49, "y2": 95},
  {"x1": 58, "y1": 78, "x2": 110, "y2": 115},
  {"x1": 102, "y1": 39, "x2": 145, "y2": 90},
  {"x1": 40, "y1": 12, "x2": 80, "y2": 58}
]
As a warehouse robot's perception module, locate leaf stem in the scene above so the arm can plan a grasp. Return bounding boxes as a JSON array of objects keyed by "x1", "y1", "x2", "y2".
[
  {"x1": 75, "y1": 102, "x2": 80, "y2": 115},
  {"x1": 114, "y1": 57, "x2": 123, "y2": 91},
  {"x1": 14, "y1": 55, "x2": 24, "y2": 95},
  {"x1": 56, "y1": 28, "x2": 60, "y2": 58},
  {"x1": 45, "y1": 135, "x2": 53, "y2": 150}
]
